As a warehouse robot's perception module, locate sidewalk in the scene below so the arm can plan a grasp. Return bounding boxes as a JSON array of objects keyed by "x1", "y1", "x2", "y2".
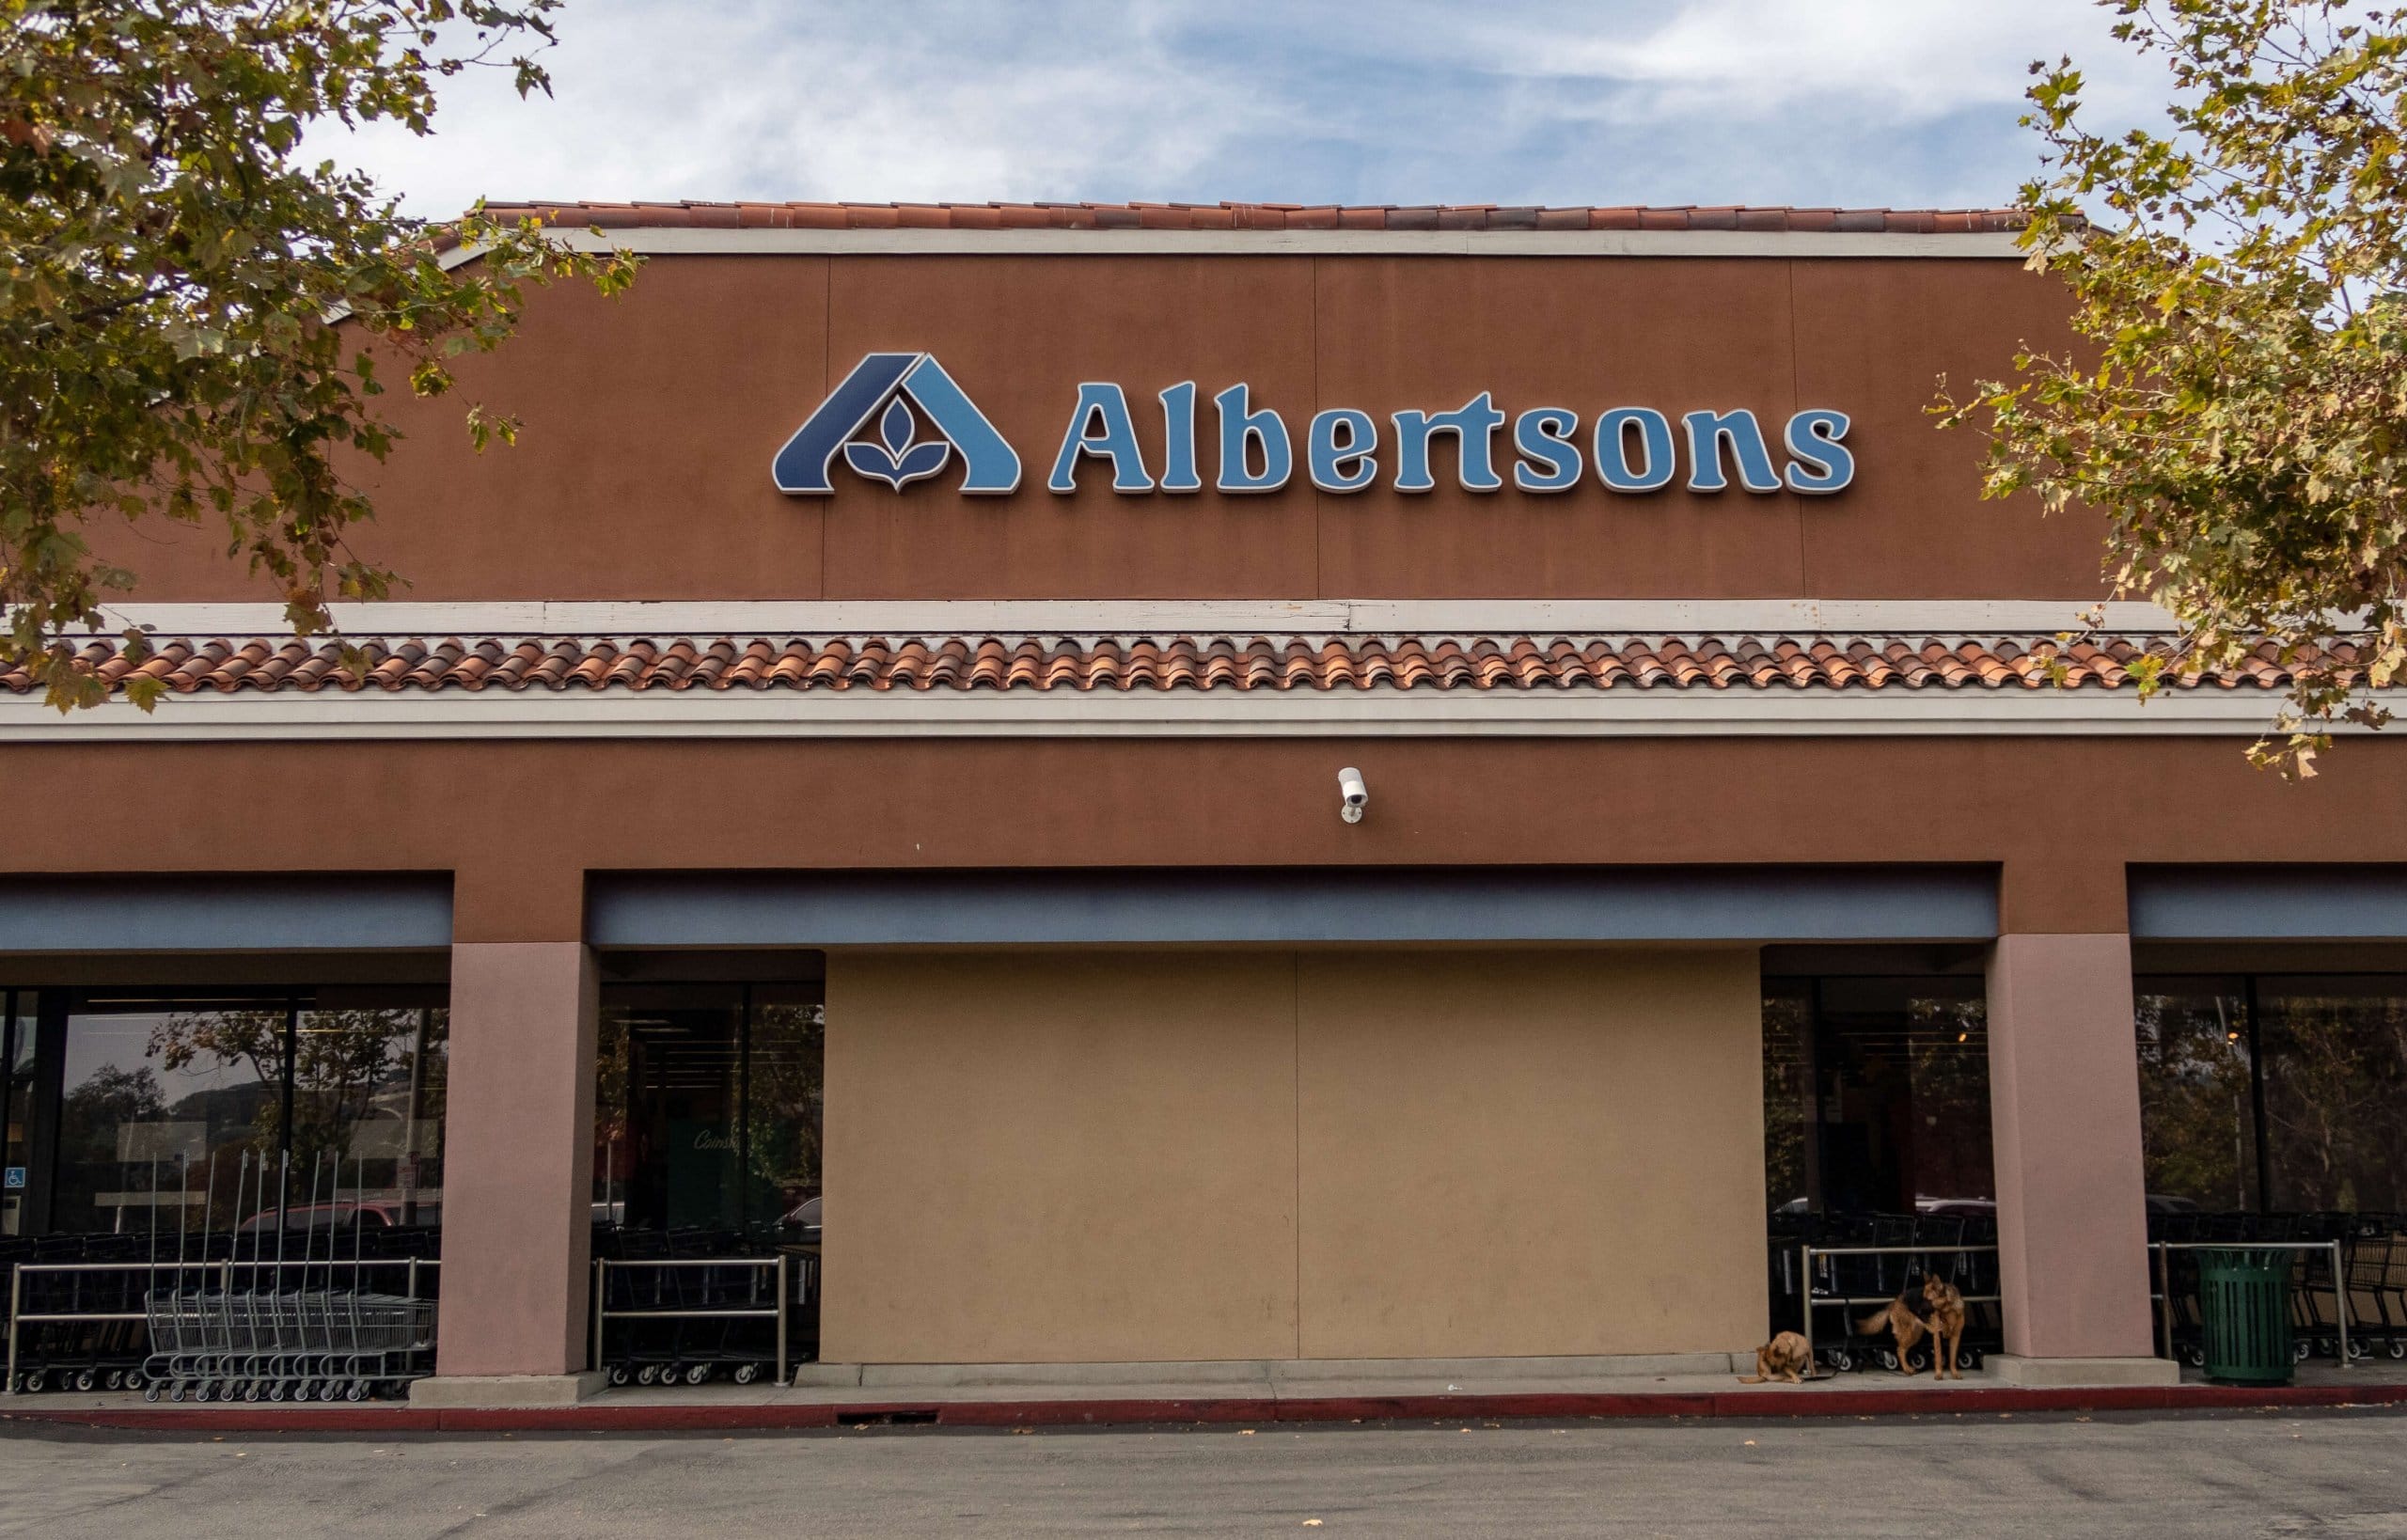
[{"x1": 8, "y1": 1360, "x2": 2406, "y2": 1434}]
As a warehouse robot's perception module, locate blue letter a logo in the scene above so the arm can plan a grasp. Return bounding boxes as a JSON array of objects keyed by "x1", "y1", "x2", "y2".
[{"x1": 772, "y1": 352, "x2": 1022, "y2": 495}]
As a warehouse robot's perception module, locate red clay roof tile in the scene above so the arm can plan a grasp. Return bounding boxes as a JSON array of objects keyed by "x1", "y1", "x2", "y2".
[
  {"x1": 479, "y1": 199, "x2": 2040, "y2": 235},
  {"x1": 2, "y1": 635, "x2": 2357, "y2": 699}
]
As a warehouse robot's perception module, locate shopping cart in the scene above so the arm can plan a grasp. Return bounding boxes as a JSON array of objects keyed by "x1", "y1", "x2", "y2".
[
  {"x1": 142, "y1": 1151, "x2": 438, "y2": 1403},
  {"x1": 591, "y1": 1227, "x2": 791, "y2": 1388}
]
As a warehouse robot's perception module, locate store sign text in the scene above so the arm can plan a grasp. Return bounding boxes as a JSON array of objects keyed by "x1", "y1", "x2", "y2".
[{"x1": 772, "y1": 351, "x2": 1854, "y2": 499}]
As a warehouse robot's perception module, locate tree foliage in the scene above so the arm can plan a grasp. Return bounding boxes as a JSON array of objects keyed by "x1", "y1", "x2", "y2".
[
  {"x1": 1, "y1": 0, "x2": 637, "y2": 711},
  {"x1": 149, "y1": 1004, "x2": 444, "y2": 1164},
  {"x1": 1941, "y1": 0, "x2": 2407, "y2": 774}
]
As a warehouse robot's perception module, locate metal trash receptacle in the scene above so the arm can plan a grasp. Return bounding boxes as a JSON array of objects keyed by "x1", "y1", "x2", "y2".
[{"x1": 2199, "y1": 1248, "x2": 2294, "y2": 1386}]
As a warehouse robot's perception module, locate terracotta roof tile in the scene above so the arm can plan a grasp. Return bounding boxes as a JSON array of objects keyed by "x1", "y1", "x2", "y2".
[
  {"x1": 479, "y1": 201, "x2": 2035, "y2": 236},
  {"x1": 3, "y1": 635, "x2": 2362, "y2": 699}
]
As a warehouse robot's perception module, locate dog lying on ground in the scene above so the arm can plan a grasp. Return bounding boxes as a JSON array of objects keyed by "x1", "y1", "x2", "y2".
[
  {"x1": 1737, "y1": 1329, "x2": 1816, "y2": 1384},
  {"x1": 1857, "y1": 1273, "x2": 1968, "y2": 1379}
]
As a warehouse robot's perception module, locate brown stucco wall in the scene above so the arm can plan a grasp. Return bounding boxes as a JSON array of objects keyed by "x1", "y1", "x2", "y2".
[
  {"x1": 87, "y1": 251, "x2": 2097, "y2": 604},
  {"x1": 820, "y1": 947, "x2": 1761, "y2": 1364},
  {"x1": 4, "y1": 734, "x2": 2405, "y2": 943},
  {"x1": 1294, "y1": 950, "x2": 1764, "y2": 1359},
  {"x1": 821, "y1": 951, "x2": 1300, "y2": 1363}
]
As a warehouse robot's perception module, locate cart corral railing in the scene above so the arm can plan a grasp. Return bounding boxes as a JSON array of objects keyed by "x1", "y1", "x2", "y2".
[
  {"x1": 1795, "y1": 1244, "x2": 2004, "y2": 1372},
  {"x1": 2150, "y1": 1239, "x2": 2355, "y2": 1368},
  {"x1": 590, "y1": 1254, "x2": 801, "y2": 1390},
  {"x1": 5, "y1": 1257, "x2": 438, "y2": 1395},
  {"x1": 1790, "y1": 1239, "x2": 2369, "y2": 1374}
]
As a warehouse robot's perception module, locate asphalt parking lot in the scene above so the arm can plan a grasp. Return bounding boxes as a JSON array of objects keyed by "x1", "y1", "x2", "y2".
[{"x1": 5, "y1": 1406, "x2": 2405, "y2": 1538}]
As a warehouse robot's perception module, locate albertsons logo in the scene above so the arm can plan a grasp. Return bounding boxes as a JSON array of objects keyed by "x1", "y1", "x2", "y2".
[
  {"x1": 774, "y1": 352, "x2": 1854, "y2": 498},
  {"x1": 773, "y1": 352, "x2": 1023, "y2": 495}
]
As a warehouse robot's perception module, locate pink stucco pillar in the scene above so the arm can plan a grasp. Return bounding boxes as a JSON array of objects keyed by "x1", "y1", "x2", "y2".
[
  {"x1": 1984, "y1": 933, "x2": 2170, "y2": 1380},
  {"x1": 433, "y1": 942, "x2": 599, "y2": 1380}
]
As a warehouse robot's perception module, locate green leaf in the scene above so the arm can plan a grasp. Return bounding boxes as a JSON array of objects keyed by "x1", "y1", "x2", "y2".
[{"x1": 0, "y1": 0, "x2": 638, "y2": 712}]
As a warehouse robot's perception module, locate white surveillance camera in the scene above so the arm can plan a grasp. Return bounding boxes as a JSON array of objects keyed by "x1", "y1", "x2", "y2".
[{"x1": 1338, "y1": 766, "x2": 1368, "y2": 824}]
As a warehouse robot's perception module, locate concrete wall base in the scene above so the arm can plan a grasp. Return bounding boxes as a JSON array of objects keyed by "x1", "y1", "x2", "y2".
[
  {"x1": 793, "y1": 1353, "x2": 1745, "y2": 1390},
  {"x1": 408, "y1": 1373, "x2": 609, "y2": 1408},
  {"x1": 1985, "y1": 1355, "x2": 2181, "y2": 1388}
]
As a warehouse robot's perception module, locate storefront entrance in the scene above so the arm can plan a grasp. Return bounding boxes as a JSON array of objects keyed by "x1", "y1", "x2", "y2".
[
  {"x1": 585, "y1": 975, "x2": 825, "y2": 1380},
  {"x1": 590, "y1": 982, "x2": 825, "y2": 1238},
  {"x1": 1763, "y1": 974, "x2": 1995, "y2": 1218}
]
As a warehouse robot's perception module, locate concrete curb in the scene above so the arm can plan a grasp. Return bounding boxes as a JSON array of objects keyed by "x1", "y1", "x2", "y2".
[{"x1": 7, "y1": 1381, "x2": 2407, "y2": 1434}]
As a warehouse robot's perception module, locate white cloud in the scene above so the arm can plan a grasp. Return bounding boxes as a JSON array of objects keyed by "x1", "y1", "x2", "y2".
[
  {"x1": 1471, "y1": 0, "x2": 2138, "y2": 118},
  {"x1": 318, "y1": 0, "x2": 1285, "y2": 216},
  {"x1": 310, "y1": 0, "x2": 2179, "y2": 218}
]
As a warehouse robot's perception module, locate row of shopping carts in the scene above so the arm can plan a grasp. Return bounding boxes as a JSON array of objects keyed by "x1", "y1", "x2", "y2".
[
  {"x1": 1768, "y1": 1210, "x2": 2005, "y2": 1373},
  {"x1": 590, "y1": 1226, "x2": 814, "y2": 1389},
  {"x1": 2148, "y1": 1210, "x2": 2407, "y2": 1367},
  {"x1": 2, "y1": 1230, "x2": 163, "y2": 1393},
  {"x1": 4, "y1": 1152, "x2": 442, "y2": 1401}
]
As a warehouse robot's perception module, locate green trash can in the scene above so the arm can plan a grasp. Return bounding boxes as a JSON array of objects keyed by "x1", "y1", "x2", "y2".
[{"x1": 2198, "y1": 1248, "x2": 2295, "y2": 1386}]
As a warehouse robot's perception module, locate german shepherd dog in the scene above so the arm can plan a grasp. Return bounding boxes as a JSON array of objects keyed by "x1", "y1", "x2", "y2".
[
  {"x1": 1858, "y1": 1273, "x2": 1968, "y2": 1379},
  {"x1": 1737, "y1": 1329, "x2": 1816, "y2": 1384}
]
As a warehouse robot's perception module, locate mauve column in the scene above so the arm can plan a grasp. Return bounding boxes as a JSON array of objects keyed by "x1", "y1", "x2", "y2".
[
  {"x1": 1983, "y1": 932, "x2": 2175, "y2": 1384},
  {"x1": 428, "y1": 942, "x2": 599, "y2": 1388}
]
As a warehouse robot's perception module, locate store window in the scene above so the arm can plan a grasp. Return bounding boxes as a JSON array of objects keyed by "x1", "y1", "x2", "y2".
[
  {"x1": 1762, "y1": 981, "x2": 1813, "y2": 1213},
  {"x1": 291, "y1": 1001, "x2": 448, "y2": 1228},
  {"x1": 34, "y1": 990, "x2": 447, "y2": 1236},
  {"x1": 2138, "y1": 975, "x2": 2407, "y2": 1213},
  {"x1": 2258, "y1": 979, "x2": 2407, "y2": 1213},
  {"x1": 2133, "y1": 979, "x2": 2258, "y2": 1211},
  {"x1": 3, "y1": 991, "x2": 33, "y2": 1235},
  {"x1": 1762, "y1": 977, "x2": 1995, "y2": 1215},
  {"x1": 591, "y1": 984, "x2": 824, "y2": 1239},
  {"x1": 55, "y1": 1001, "x2": 269, "y2": 1234}
]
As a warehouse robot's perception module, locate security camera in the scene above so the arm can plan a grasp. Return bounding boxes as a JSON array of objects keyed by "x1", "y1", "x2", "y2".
[{"x1": 1338, "y1": 766, "x2": 1368, "y2": 824}]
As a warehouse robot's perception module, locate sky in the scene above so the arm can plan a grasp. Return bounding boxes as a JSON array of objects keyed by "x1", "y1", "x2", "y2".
[{"x1": 325, "y1": 0, "x2": 2178, "y2": 218}]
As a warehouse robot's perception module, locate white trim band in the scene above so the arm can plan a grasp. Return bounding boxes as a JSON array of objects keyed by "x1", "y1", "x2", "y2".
[
  {"x1": 543, "y1": 228, "x2": 2028, "y2": 260},
  {"x1": 69, "y1": 598, "x2": 2175, "y2": 639},
  {"x1": 0, "y1": 681, "x2": 2322, "y2": 743}
]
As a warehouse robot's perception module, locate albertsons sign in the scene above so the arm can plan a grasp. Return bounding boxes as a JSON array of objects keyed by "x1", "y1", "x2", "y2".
[{"x1": 773, "y1": 351, "x2": 1854, "y2": 499}]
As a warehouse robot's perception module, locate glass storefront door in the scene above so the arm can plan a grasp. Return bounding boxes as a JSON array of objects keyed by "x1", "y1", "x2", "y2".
[
  {"x1": 592, "y1": 984, "x2": 824, "y2": 1241},
  {"x1": 1762, "y1": 975, "x2": 1995, "y2": 1216}
]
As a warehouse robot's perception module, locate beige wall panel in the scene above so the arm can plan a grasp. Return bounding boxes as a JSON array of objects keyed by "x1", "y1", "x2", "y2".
[
  {"x1": 1296, "y1": 950, "x2": 1765, "y2": 1359},
  {"x1": 821, "y1": 951, "x2": 1300, "y2": 1362}
]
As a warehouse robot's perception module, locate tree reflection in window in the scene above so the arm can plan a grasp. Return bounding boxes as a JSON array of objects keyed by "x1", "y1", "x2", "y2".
[
  {"x1": 49, "y1": 998, "x2": 444, "y2": 1235},
  {"x1": 2135, "y1": 975, "x2": 2407, "y2": 1214}
]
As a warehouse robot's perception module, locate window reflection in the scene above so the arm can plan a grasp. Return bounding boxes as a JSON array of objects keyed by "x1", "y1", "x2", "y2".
[
  {"x1": 55, "y1": 1005, "x2": 280, "y2": 1234},
  {"x1": 2133, "y1": 974, "x2": 2407, "y2": 1214},
  {"x1": 2258, "y1": 978, "x2": 2407, "y2": 1212},
  {"x1": 591, "y1": 984, "x2": 824, "y2": 1240},
  {"x1": 3, "y1": 993, "x2": 32, "y2": 1235},
  {"x1": 291, "y1": 1006, "x2": 448, "y2": 1228},
  {"x1": 1762, "y1": 981, "x2": 1813, "y2": 1213},
  {"x1": 43, "y1": 992, "x2": 446, "y2": 1237},
  {"x1": 1762, "y1": 977, "x2": 1994, "y2": 1216},
  {"x1": 2133, "y1": 980, "x2": 2257, "y2": 1210},
  {"x1": 747, "y1": 991, "x2": 825, "y2": 1236}
]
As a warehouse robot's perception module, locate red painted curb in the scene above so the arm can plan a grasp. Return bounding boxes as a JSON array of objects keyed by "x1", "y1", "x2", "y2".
[
  {"x1": 925, "y1": 1397, "x2": 1281, "y2": 1427},
  {"x1": 7, "y1": 1381, "x2": 2405, "y2": 1435}
]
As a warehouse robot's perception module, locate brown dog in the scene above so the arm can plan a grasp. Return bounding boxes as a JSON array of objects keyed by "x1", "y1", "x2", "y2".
[
  {"x1": 1738, "y1": 1329, "x2": 1815, "y2": 1384},
  {"x1": 1857, "y1": 1274, "x2": 1968, "y2": 1379}
]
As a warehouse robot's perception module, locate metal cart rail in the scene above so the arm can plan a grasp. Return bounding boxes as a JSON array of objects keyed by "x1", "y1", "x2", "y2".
[
  {"x1": 2150, "y1": 1238, "x2": 2352, "y2": 1368},
  {"x1": 6, "y1": 1257, "x2": 437, "y2": 1395},
  {"x1": 591, "y1": 1255, "x2": 791, "y2": 1389},
  {"x1": 1798, "y1": 1243, "x2": 2003, "y2": 1371}
]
